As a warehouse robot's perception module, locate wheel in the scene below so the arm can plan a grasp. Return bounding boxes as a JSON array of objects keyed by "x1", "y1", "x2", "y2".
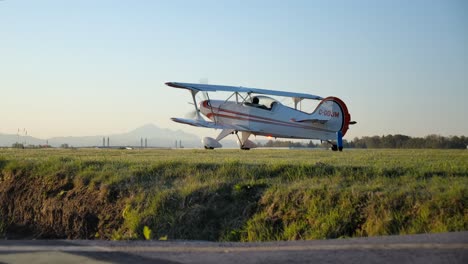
[
  {"x1": 204, "y1": 146, "x2": 214, "y2": 150},
  {"x1": 331, "y1": 145, "x2": 338, "y2": 151},
  {"x1": 241, "y1": 147, "x2": 251, "y2": 150}
]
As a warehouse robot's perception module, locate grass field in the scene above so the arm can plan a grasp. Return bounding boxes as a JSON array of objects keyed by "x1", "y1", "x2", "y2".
[{"x1": 0, "y1": 148, "x2": 467, "y2": 241}]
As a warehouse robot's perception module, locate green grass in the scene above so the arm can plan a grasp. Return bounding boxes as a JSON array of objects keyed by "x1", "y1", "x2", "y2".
[{"x1": 0, "y1": 148, "x2": 466, "y2": 241}]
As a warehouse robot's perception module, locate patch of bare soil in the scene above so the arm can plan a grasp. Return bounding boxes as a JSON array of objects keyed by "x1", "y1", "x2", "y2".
[{"x1": 0, "y1": 171, "x2": 125, "y2": 239}]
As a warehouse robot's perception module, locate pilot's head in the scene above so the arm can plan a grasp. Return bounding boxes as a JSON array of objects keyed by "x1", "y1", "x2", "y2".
[{"x1": 252, "y1": 97, "x2": 259, "y2": 104}]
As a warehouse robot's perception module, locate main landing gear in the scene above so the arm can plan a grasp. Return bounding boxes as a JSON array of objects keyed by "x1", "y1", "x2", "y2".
[
  {"x1": 331, "y1": 144, "x2": 339, "y2": 151},
  {"x1": 201, "y1": 129, "x2": 258, "y2": 150},
  {"x1": 327, "y1": 131, "x2": 344, "y2": 152},
  {"x1": 234, "y1": 131, "x2": 257, "y2": 150}
]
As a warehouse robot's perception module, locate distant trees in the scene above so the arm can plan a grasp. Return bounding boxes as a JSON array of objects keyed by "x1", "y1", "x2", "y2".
[
  {"x1": 258, "y1": 134, "x2": 468, "y2": 149},
  {"x1": 346, "y1": 134, "x2": 468, "y2": 149},
  {"x1": 11, "y1": 143, "x2": 24, "y2": 149},
  {"x1": 261, "y1": 140, "x2": 307, "y2": 148},
  {"x1": 10, "y1": 143, "x2": 51, "y2": 149}
]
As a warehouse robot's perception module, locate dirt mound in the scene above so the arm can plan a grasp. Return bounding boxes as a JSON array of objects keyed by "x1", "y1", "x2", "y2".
[{"x1": 0, "y1": 169, "x2": 125, "y2": 239}]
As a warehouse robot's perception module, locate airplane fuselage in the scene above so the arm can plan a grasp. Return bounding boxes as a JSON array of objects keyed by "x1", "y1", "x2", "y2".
[{"x1": 199, "y1": 99, "x2": 345, "y2": 141}]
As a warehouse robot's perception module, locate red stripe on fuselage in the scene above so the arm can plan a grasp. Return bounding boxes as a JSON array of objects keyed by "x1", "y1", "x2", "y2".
[{"x1": 207, "y1": 109, "x2": 335, "y2": 133}]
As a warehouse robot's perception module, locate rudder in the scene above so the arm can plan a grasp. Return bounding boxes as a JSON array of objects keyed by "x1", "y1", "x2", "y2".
[{"x1": 312, "y1": 97, "x2": 351, "y2": 136}]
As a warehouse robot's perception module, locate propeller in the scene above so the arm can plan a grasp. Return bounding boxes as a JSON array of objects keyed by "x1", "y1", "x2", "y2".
[{"x1": 184, "y1": 108, "x2": 200, "y2": 119}]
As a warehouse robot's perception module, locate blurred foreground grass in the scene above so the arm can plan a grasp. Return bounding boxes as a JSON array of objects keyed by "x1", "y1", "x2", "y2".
[{"x1": 0, "y1": 148, "x2": 466, "y2": 241}]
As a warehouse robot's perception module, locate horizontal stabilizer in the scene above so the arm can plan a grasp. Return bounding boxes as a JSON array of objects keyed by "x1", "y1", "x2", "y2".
[{"x1": 291, "y1": 117, "x2": 329, "y2": 124}]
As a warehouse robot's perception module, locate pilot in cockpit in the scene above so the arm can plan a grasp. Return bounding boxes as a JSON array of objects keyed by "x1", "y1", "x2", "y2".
[
  {"x1": 249, "y1": 96, "x2": 270, "y2": 110},
  {"x1": 252, "y1": 97, "x2": 260, "y2": 105}
]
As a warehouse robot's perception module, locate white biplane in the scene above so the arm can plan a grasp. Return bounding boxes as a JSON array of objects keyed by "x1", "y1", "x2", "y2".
[{"x1": 166, "y1": 82, "x2": 356, "y2": 151}]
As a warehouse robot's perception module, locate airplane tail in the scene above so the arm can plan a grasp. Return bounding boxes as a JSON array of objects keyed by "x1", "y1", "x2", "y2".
[
  {"x1": 293, "y1": 97, "x2": 351, "y2": 136},
  {"x1": 314, "y1": 97, "x2": 351, "y2": 136}
]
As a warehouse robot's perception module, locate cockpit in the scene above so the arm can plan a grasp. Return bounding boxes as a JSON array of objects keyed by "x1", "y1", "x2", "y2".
[{"x1": 244, "y1": 96, "x2": 279, "y2": 111}]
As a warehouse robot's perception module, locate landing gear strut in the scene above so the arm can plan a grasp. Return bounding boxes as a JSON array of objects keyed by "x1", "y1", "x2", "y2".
[
  {"x1": 234, "y1": 132, "x2": 250, "y2": 150},
  {"x1": 234, "y1": 131, "x2": 257, "y2": 150}
]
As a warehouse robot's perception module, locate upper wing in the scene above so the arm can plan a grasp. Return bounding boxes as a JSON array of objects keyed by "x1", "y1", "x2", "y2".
[{"x1": 166, "y1": 82, "x2": 323, "y2": 100}]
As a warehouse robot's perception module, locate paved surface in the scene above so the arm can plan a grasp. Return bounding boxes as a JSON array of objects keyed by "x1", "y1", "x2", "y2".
[{"x1": 0, "y1": 232, "x2": 467, "y2": 264}]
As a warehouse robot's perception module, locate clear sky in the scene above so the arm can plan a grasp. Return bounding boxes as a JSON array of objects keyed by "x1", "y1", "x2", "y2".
[{"x1": 1, "y1": 0, "x2": 467, "y2": 139}]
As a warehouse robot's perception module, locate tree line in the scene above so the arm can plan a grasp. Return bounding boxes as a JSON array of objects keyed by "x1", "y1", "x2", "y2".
[{"x1": 259, "y1": 134, "x2": 468, "y2": 149}]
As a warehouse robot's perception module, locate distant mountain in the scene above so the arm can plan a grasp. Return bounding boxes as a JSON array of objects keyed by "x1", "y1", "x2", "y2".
[
  {"x1": 0, "y1": 134, "x2": 46, "y2": 146},
  {"x1": 0, "y1": 124, "x2": 203, "y2": 148}
]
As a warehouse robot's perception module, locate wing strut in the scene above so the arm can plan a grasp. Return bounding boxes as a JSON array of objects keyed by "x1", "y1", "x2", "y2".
[
  {"x1": 190, "y1": 90, "x2": 202, "y2": 120},
  {"x1": 205, "y1": 92, "x2": 217, "y2": 124}
]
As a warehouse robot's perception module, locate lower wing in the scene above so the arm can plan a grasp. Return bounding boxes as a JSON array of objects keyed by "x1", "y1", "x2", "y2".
[{"x1": 171, "y1": 117, "x2": 247, "y2": 130}]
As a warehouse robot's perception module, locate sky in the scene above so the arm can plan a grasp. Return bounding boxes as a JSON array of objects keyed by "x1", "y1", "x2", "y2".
[{"x1": 1, "y1": 0, "x2": 467, "y2": 139}]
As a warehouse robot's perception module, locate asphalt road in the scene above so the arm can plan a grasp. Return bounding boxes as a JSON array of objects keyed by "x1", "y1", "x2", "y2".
[{"x1": 0, "y1": 232, "x2": 467, "y2": 264}]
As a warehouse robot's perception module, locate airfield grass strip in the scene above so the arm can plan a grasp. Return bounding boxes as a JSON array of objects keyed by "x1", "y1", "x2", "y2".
[{"x1": 0, "y1": 149, "x2": 466, "y2": 241}]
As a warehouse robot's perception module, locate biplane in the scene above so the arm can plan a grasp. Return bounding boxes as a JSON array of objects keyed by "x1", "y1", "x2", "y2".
[{"x1": 166, "y1": 82, "x2": 356, "y2": 151}]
